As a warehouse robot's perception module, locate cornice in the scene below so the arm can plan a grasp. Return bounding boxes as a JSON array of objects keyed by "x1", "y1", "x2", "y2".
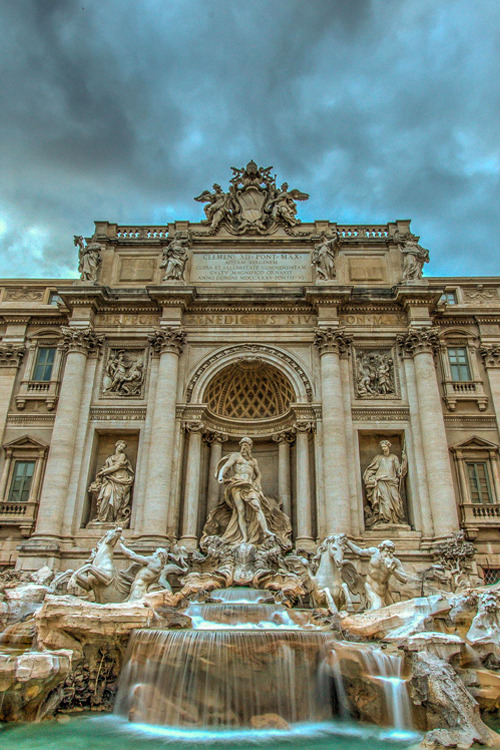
[{"x1": 146, "y1": 287, "x2": 196, "y2": 308}]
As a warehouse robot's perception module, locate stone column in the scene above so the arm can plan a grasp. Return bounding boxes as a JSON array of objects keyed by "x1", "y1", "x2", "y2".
[
  {"x1": 139, "y1": 327, "x2": 185, "y2": 543},
  {"x1": 205, "y1": 431, "x2": 227, "y2": 515},
  {"x1": 31, "y1": 327, "x2": 104, "y2": 544},
  {"x1": 180, "y1": 421, "x2": 205, "y2": 548},
  {"x1": 0, "y1": 345, "x2": 25, "y2": 445},
  {"x1": 294, "y1": 421, "x2": 314, "y2": 546},
  {"x1": 314, "y1": 328, "x2": 352, "y2": 535},
  {"x1": 397, "y1": 327, "x2": 459, "y2": 537},
  {"x1": 480, "y1": 346, "x2": 500, "y2": 434},
  {"x1": 272, "y1": 432, "x2": 293, "y2": 519}
]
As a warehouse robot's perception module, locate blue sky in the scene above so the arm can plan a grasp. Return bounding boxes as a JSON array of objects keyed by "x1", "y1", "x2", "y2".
[{"x1": 1, "y1": 1, "x2": 499, "y2": 279}]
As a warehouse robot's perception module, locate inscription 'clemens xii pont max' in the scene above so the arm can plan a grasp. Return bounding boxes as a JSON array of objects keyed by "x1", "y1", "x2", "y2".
[{"x1": 191, "y1": 251, "x2": 311, "y2": 283}]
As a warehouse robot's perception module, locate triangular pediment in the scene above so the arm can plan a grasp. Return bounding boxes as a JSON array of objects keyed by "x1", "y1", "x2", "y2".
[
  {"x1": 3, "y1": 435, "x2": 48, "y2": 451},
  {"x1": 450, "y1": 435, "x2": 499, "y2": 451}
]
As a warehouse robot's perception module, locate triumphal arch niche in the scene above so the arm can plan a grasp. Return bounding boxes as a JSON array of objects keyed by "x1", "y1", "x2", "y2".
[
  {"x1": 1, "y1": 160, "x2": 500, "y2": 582},
  {"x1": 181, "y1": 343, "x2": 318, "y2": 548}
]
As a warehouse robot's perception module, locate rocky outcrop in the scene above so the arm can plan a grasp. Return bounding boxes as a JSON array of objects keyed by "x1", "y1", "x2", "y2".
[
  {"x1": 0, "y1": 649, "x2": 72, "y2": 722},
  {"x1": 340, "y1": 595, "x2": 451, "y2": 641},
  {"x1": 410, "y1": 651, "x2": 500, "y2": 748},
  {"x1": 35, "y1": 593, "x2": 191, "y2": 656}
]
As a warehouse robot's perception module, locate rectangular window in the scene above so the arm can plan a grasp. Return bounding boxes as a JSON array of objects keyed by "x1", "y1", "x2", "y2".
[
  {"x1": 448, "y1": 347, "x2": 471, "y2": 381},
  {"x1": 482, "y1": 568, "x2": 500, "y2": 586},
  {"x1": 33, "y1": 347, "x2": 56, "y2": 381},
  {"x1": 440, "y1": 291, "x2": 457, "y2": 305},
  {"x1": 467, "y1": 461, "x2": 493, "y2": 503},
  {"x1": 8, "y1": 460, "x2": 35, "y2": 502}
]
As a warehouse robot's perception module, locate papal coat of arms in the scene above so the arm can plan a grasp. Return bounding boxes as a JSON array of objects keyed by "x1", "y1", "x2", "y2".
[{"x1": 194, "y1": 161, "x2": 309, "y2": 235}]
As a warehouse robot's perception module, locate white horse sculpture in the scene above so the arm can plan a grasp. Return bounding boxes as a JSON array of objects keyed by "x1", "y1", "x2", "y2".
[
  {"x1": 310, "y1": 533, "x2": 363, "y2": 613},
  {"x1": 70, "y1": 526, "x2": 125, "y2": 603}
]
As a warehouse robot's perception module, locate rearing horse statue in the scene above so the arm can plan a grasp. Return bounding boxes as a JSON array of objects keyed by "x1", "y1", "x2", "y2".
[
  {"x1": 310, "y1": 533, "x2": 363, "y2": 613},
  {"x1": 70, "y1": 526, "x2": 126, "y2": 603}
]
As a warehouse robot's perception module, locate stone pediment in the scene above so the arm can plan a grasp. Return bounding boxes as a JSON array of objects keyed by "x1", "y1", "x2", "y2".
[
  {"x1": 2, "y1": 435, "x2": 49, "y2": 454},
  {"x1": 450, "y1": 435, "x2": 500, "y2": 452}
]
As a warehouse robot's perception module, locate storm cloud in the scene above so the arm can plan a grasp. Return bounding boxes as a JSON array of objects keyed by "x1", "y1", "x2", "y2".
[{"x1": 1, "y1": 0, "x2": 499, "y2": 278}]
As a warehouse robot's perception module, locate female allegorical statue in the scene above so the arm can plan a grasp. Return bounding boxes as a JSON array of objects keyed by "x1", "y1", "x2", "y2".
[{"x1": 89, "y1": 440, "x2": 135, "y2": 526}]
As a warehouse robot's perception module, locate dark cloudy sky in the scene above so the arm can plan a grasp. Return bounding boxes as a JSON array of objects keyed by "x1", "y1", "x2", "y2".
[{"x1": 1, "y1": 1, "x2": 499, "y2": 279}]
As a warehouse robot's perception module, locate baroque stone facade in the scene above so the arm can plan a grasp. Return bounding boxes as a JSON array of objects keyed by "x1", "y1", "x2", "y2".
[{"x1": 0, "y1": 162, "x2": 499, "y2": 582}]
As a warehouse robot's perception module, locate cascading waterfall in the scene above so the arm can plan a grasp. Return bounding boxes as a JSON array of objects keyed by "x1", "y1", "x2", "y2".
[
  {"x1": 115, "y1": 629, "x2": 335, "y2": 727},
  {"x1": 115, "y1": 591, "x2": 414, "y2": 732}
]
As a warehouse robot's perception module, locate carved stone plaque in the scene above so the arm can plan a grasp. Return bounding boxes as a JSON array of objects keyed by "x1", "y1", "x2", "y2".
[
  {"x1": 190, "y1": 251, "x2": 311, "y2": 283},
  {"x1": 101, "y1": 347, "x2": 147, "y2": 398}
]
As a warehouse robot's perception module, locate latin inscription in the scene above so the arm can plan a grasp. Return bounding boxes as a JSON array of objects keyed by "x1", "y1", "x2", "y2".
[
  {"x1": 96, "y1": 313, "x2": 159, "y2": 326},
  {"x1": 185, "y1": 313, "x2": 316, "y2": 326},
  {"x1": 341, "y1": 313, "x2": 406, "y2": 326},
  {"x1": 191, "y1": 252, "x2": 310, "y2": 283}
]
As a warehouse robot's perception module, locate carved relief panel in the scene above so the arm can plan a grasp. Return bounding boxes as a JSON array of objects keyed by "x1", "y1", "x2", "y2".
[
  {"x1": 353, "y1": 347, "x2": 399, "y2": 399},
  {"x1": 101, "y1": 346, "x2": 147, "y2": 398}
]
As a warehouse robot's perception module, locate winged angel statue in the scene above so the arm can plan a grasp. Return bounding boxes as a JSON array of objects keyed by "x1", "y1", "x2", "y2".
[{"x1": 194, "y1": 161, "x2": 309, "y2": 234}]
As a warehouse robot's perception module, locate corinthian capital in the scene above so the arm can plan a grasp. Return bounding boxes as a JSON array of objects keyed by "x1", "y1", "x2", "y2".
[
  {"x1": 313, "y1": 327, "x2": 352, "y2": 356},
  {"x1": 61, "y1": 326, "x2": 104, "y2": 356},
  {"x1": 396, "y1": 326, "x2": 440, "y2": 356},
  {"x1": 0, "y1": 343, "x2": 25, "y2": 368},
  {"x1": 480, "y1": 345, "x2": 500, "y2": 368},
  {"x1": 148, "y1": 327, "x2": 186, "y2": 356}
]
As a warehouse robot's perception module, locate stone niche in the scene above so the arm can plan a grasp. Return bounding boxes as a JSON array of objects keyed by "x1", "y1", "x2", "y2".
[
  {"x1": 358, "y1": 432, "x2": 410, "y2": 530},
  {"x1": 82, "y1": 432, "x2": 139, "y2": 528}
]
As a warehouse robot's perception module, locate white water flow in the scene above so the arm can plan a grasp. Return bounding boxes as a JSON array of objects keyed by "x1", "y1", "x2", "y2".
[
  {"x1": 115, "y1": 595, "x2": 414, "y2": 732},
  {"x1": 360, "y1": 648, "x2": 412, "y2": 729},
  {"x1": 115, "y1": 628, "x2": 335, "y2": 727}
]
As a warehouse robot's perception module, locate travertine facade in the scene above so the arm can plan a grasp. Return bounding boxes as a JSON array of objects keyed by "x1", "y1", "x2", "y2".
[{"x1": 0, "y1": 162, "x2": 499, "y2": 581}]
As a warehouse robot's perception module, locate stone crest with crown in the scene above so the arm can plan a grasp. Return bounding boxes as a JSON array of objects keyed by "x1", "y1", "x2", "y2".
[{"x1": 194, "y1": 160, "x2": 309, "y2": 235}]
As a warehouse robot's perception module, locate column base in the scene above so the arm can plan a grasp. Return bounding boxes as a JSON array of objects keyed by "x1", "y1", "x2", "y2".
[
  {"x1": 135, "y1": 534, "x2": 170, "y2": 549},
  {"x1": 178, "y1": 535, "x2": 199, "y2": 552},
  {"x1": 294, "y1": 537, "x2": 316, "y2": 553},
  {"x1": 16, "y1": 535, "x2": 62, "y2": 570}
]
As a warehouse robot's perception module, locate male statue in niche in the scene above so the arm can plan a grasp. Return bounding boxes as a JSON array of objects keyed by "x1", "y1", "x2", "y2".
[{"x1": 201, "y1": 436, "x2": 292, "y2": 549}]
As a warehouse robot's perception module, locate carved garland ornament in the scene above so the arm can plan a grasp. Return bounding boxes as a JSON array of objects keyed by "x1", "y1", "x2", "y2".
[{"x1": 186, "y1": 344, "x2": 314, "y2": 403}]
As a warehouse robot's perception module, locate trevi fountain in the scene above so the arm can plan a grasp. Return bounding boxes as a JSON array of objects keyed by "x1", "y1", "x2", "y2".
[{"x1": 1, "y1": 163, "x2": 500, "y2": 749}]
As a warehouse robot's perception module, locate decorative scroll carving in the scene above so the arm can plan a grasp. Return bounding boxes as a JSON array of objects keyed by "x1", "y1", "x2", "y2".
[
  {"x1": 395, "y1": 232, "x2": 429, "y2": 282},
  {"x1": 204, "y1": 430, "x2": 228, "y2": 446},
  {"x1": 74, "y1": 235, "x2": 101, "y2": 282},
  {"x1": 354, "y1": 348, "x2": 396, "y2": 398},
  {"x1": 102, "y1": 349, "x2": 146, "y2": 397},
  {"x1": 313, "y1": 328, "x2": 352, "y2": 356},
  {"x1": 363, "y1": 439, "x2": 407, "y2": 527},
  {"x1": 0, "y1": 344, "x2": 25, "y2": 368},
  {"x1": 480, "y1": 345, "x2": 500, "y2": 368},
  {"x1": 148, "y1": 327, "x2": 186, "y2": 356},
  {"x1": 4, "y1": 287, "x2": 44, "y2": 302},
  {"x1": 160, "y1": 231, "x2": 190, "y2": 282},
  {"x1": 61, "y1": 326, "x2": 104, "y2": 356},
  {"x1": 463, "y1": 286, "x2": 499, "y2": 303},
  {"x1": 396, "y1": 326, "x2": 440, "y2": 356},
  {"x1": 311, "y1": 233, "x2": 340, "y2": 281},
  {"x1": 88, "y1": 441, "x2": 135, "y2": 527},
  {"x1": 194, "y1": 161, "x2": 309, "y2": 235}
]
